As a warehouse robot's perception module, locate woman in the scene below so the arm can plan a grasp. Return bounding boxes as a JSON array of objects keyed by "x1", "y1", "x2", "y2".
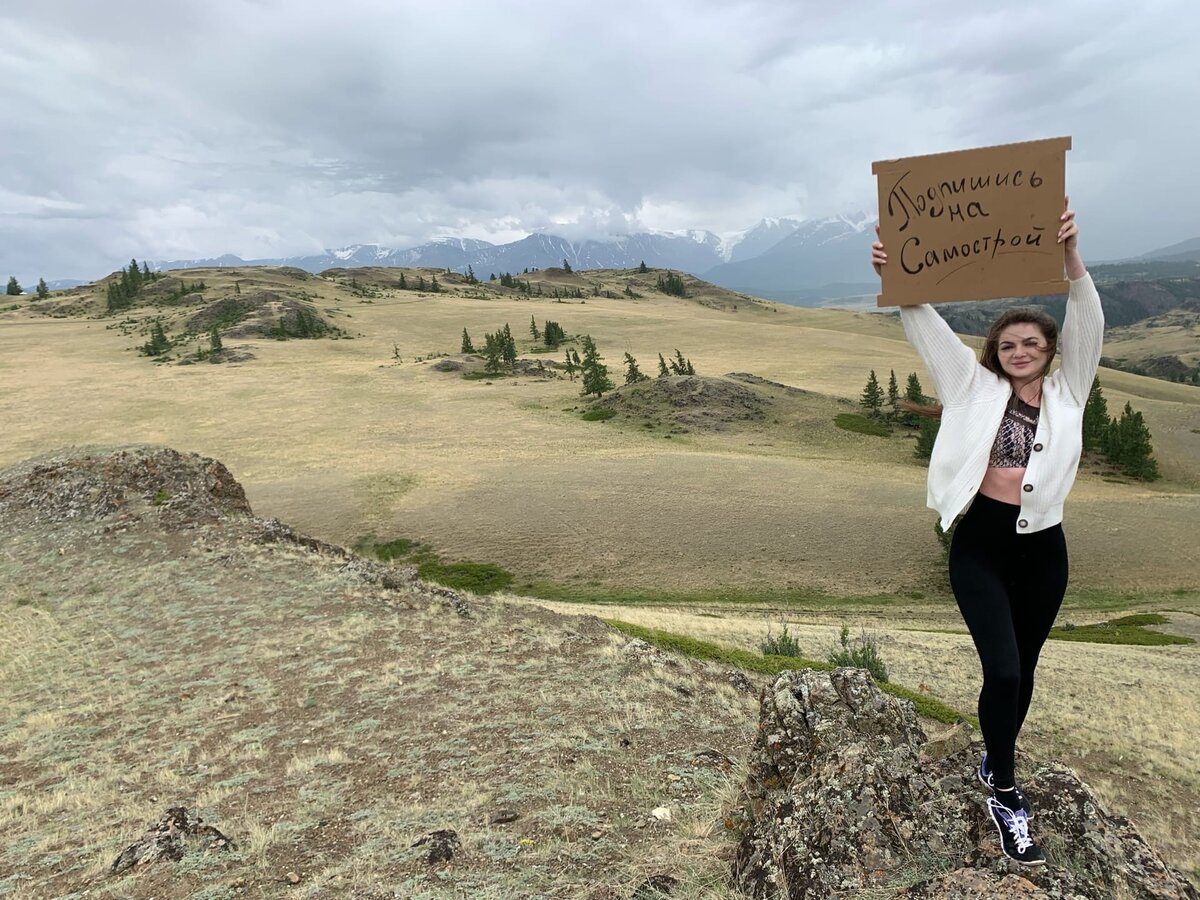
[{"x1": 872, "y1": 200, "x2": 1104, "y2": 866}]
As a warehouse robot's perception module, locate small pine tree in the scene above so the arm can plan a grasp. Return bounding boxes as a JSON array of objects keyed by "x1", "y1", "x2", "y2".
[
  {"x1": 398, "y1": 273, "x2": 408, "y2": 290},
  {"x1": 580, "y1": 335, "x2": 614, "y2": 398},
  {"x1": 5, "y1": 276, "x2": 21, "y2": 295},
  {"x1": 563, "y1": 348, "x2": 577, "y2": 380},
  {"x1": 860, "y1": 370, "x2": 885, "y2": 417},
  {"x1": 417, "y1": 276, "x2": 427, "y2": 291},
  {"x1": 483, "y1": 332, "x2": 503, "y2": 374},
  {"x1": 1082, "y1": 376, "x2": 1109, "y2": 454},
  {"x1": 657, "y1": 353, "x2": 670, "y2": 377},
  {"x1": 655, "y1": 271, "x2": 687, "y2": 297},
  {"x1": 36, "y1": 278, "x2": 50, "y2": 301},
  {"x1": 530, "y1": 315, "x2": 540, "y2": 340},
  {"x1": 1108, "y1": 402, "x2": 1160, "y2": 480},
  {"x1": 637, "y1": 260, "x2": 648, "y2": 274},
  {"x1": 562, "y1": 258, "x2": 572, "y2": 273},
  {"x1": 501, "y1": 323, "x2": 517, "y2": 369},
  {"x1": 467, "y1": 264, "x2": 477, "y2": 284},
  {"x1": 887, "y1": 369, "x2": 899, "y2": 416},
  {"x1": 623, "y1": 352, "x2": 648, "y2": 384},
  {"x1": 914, "y1": 416, "x2": 940, "y2": 460},
  {"x1": 902, "y1": 372, "x2": 926, "y2": 426},
  {"x1": 430, "y1": 275, "x2": 441, "y2": 293},
  {"x1": 209, "y1": 327, "x2": 223, "y2": 353},
  {"x1": 461, "y1": 328, "x2": 475, "y2": 353},
  {"x1": 140, "y1": 320, "x2": 170, "y2": 356}
]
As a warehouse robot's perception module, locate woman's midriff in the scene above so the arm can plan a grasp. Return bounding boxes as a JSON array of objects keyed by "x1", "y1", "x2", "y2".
[{"x1": 978, "y1": 465, "x2": 1026, "y2": 505}]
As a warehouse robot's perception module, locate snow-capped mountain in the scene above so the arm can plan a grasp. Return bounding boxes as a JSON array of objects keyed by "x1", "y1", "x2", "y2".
[
  {"x1": 722, "y1": 217, "x2": 805, "y2": 263},
  {"x1": 702, "y1": 213, "x2": 878, "y2": 301}
]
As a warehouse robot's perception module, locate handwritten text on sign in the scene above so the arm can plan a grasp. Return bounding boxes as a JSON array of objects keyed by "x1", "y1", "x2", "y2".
[{"x1": 873, "y1": 137, "x2": 1071, "y2": 307}]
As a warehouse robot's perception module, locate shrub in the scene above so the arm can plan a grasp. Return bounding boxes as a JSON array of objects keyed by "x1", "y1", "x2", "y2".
[
  {"x1": 761, "y1": 623, "x2": 802, "y2": 657},
  {"x1": 828, "y1": 624, "x2": 889, "y2": 682}
]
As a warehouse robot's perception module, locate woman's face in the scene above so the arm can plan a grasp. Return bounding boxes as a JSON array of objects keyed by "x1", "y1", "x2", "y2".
[{"x1": 996, "y1": 322, "x2": 1050, "y2": 383}]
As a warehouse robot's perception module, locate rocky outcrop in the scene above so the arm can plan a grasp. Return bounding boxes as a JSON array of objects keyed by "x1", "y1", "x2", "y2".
[
  {"x1": 732, "y1": 668, "x2": 1198, "y2": 899},
  {"x1": 0, "y1": 446, "x2": 251, "y2": 529}
]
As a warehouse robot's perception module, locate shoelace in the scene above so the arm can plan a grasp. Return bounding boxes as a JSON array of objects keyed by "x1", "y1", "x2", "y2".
[{"x1": 992, "y1": 800, "x2": 1033, "y2": 853}]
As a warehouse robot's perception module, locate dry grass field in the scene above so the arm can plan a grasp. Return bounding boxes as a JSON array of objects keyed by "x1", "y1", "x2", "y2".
[
  {"x1": 2, "y1": 266, "x2": 1199, "y2": 891},
  {"x1": 2, "y1": 266, "x2": 1198, "y2": 595}
]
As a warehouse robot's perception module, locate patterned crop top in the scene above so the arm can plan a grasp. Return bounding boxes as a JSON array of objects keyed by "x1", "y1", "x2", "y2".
[{"x1": 989, "y1": 395, "x2": 1040, "y2": 469}]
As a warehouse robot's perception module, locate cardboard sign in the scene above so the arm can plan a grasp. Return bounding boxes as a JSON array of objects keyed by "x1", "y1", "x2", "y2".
[{"x1": 872, "y1": 137, "x2": 1071, "y2": 307}]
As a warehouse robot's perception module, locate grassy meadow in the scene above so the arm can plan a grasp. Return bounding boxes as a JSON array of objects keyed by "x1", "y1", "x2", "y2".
[{"x1": 2, "y1": 264, "x2": 1199, "y2": 890}]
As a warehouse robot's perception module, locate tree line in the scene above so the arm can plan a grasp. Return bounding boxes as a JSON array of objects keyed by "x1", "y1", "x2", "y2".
[{"x1": 858, "y1": 368, "x2": 1159, "y2": 480}]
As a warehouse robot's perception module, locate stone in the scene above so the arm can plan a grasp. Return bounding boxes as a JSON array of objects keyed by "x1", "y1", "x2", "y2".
[{"x1": 731, "y1": 668, "x2": 1198, "y2": 899}]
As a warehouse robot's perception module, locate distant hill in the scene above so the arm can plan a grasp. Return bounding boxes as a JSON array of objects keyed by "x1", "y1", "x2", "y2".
[{"x1": 1139, "y1": 236, "x2": 1200, "y2": 262}]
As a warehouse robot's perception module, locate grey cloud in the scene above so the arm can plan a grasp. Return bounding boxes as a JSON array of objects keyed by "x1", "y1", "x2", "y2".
[{"x1": 1, "y1": 0, "x2": 1198, "y2": 282}]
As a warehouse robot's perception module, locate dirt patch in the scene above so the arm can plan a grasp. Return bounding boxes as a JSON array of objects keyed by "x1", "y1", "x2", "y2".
[{"x1": 591, "y1": 375, "x2": 767, "y2": 432}]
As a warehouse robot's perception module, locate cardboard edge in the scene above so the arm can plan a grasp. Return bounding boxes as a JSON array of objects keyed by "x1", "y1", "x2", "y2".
[
  {"x1": 876, "y1": 278, "x2": 1071, "y2": 308},
  {"x1": 871, "y1": 136, "x2": 1071, "y2": 174}
]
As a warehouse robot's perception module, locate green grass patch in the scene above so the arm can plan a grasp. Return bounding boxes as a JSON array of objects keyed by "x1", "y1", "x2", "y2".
[
  {"x1": 462, "y1": 370, "x2": 509, "y2": 380},
  {"x1": 834, "y1": 413, "x2": 891, "y2": 436},
  {"x1": 354, "y1": 534, "x2": 514, "y2": 594},
  {"x1": 580, "y1": 407, "x2": 616, "y2": 422},
  {"x1": 1051, "y1": 612, "x2": 1192, "y2": 646},
  {"x1": 605, "y1": 619, "x2": 969, "y2": 726},
  {"x1": 416, "y1": 561, "x2": 514, "y2": 594}
]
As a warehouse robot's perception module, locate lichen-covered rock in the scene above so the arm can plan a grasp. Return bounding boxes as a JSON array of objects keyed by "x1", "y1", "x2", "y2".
[
  {"x1": 731, "y1": 668, "x2": 1198, "y2": 900},
  {"x1": 109, "y1": 806, "x2": 235, "y2": 875},
  {"x1": 0, "y1": 446, "x2": 250, "y2": 529}
]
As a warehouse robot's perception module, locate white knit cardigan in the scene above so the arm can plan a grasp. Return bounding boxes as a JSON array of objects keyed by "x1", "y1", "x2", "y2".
[{"x1": 899, "y1": 274, "x2": 1104, "y2": 533}]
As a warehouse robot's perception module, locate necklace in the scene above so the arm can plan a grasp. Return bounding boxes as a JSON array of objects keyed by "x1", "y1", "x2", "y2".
[{"x1": 1014, "y1": 377, "x2": 1044, "y2": 408}]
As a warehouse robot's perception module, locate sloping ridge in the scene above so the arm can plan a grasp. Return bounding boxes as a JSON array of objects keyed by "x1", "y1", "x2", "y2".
[{"x1": 0, "y1": 446, "x2": 1194, "y2": 898}]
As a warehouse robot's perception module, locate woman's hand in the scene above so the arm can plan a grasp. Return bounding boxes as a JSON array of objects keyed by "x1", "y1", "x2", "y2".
[
  {"x1": 1059, "y1": 196, "x2": 1086, "y2": 280},
  {"x1": 872, "y1": 223, "x2": 887, "y2": 276}
]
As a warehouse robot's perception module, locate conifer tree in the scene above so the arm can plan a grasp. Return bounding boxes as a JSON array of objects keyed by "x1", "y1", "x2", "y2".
[
  {"x1": 461, "y1": 328, "x2": 475, "y2": 353},
  {"x1": 623, "y1": 352, "x2": 648, "y2": 384},
  {"x1": 860, "y1": 370, "x2": 885, "y2": 418},
  {"x1": 140, "y1": 320, "x2": 170, "y2": 356},
  {"x1": 579, "y1": 334, "x2": 614, "y2": 398},
  {"x1": 501, "y1": 323, "x2": 517, "y2": 369},
  {"x1": 6, "y1": 276, "x2": 22, "y2": 295},
  {"x1": 36, "y1": 278, "x2": 49, "y2": 301},
  {"x1": 658, "y1": 353, "x2": 669, "y2": 377},
  {"x1": 1082, "y1": 376, "x2": 1109, "y2": 453},
  {"x1": 887, "y1": 369, "x2": 899, "y2": 417},
  {"x1": 530, "y1": 315, "x2": 540, "y2": 340},
  {"x1": 655, "y1": 271, "x2": 687, "y2": 297},
  {"x1": 467, "y1": 264, "x2": 477, "y2": 284},
  {"x1": 914, "y1": 416, "x2": 939, "y2": 460},
  {"x1": 431, "y1": 275, "x2": 441, "y2": 293},
  {"x1": 209, "y1": 327, "x2": 223, "y2": 353},
  {"x1": 482, "y1": 332, "x2": 503, "y2": 374},
  {"x1": 638, "y1": 260, "x2": 649, "y2": 274},
  {"x1": 1108, "y1": 402, "x2": 1160, "y2": 480},
  {"x1": 398, "y1": 273, "x2": 408, "y2": 290},
  {"x1": 902, "y1": 372, "x2": 926, "y2": 426},
  {"x1": 562, "y1": 258, "x2": 572, "y2": 273},
  {"x1": 564, "y1": 348, "x2": 577, "y2": 380},
  {"x1": 418, "y1": 276, "x2": 427, "y2": 291}
]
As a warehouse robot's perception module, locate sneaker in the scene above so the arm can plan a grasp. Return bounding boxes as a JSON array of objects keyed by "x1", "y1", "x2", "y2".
[
  {"x1": 979, "y1": 752, "x2": 1033, "y2": 819},
  {"x1": 987, "y1": 797, "x2": 1046, "y2": 866}
]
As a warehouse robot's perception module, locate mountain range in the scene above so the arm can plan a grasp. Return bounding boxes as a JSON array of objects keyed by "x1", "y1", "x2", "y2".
[
  {"x1": 146, "y1": 214, "x2": 881, "y2": 303},
  {"x1": 40, "y1": 221, "x2": 1200, "y2": 304}
]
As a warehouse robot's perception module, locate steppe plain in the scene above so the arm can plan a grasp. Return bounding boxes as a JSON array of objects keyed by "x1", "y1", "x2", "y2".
[{"x1": 2, "y1": 264, "x2": 1199, "y2": 894}]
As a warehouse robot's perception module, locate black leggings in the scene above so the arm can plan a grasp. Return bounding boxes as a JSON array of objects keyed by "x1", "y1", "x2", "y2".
[{"x1": 948, "y1": 493, "x2": 1068, "y2": 790}]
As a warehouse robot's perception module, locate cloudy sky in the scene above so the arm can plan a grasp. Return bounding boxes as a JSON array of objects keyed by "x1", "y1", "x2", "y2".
[{"x1": 3, "y1": 0, "x2": 1198, "y2": 283}]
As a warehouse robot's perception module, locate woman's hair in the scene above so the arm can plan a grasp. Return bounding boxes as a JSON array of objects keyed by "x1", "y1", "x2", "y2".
[
  {"x1": 902, "y1": 307, "x2": 1059, "y2": 420},
  {"x1": 979, "y1": 307, "x2": 1059, "y2": 381}
]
